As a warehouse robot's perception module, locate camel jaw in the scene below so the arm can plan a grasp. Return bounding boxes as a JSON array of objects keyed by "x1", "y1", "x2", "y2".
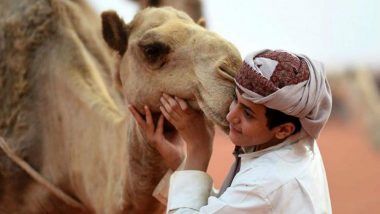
[{"x1": 191, "y1": 93, "x2": 230, "y2": 134}]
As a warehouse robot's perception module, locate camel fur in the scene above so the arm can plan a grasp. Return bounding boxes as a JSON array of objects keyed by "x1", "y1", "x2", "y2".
[{"x1": 0, "y1": 0, "x2": 241, "y2": 213}]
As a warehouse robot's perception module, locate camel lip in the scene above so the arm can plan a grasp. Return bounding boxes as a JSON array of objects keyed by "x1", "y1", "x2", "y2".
[
  {"x1": 201, "y1": 104, "x2": 230, "y2": 133},
  {"x1": 192, "y1": 91, "x2": 231, "y2": 133}
]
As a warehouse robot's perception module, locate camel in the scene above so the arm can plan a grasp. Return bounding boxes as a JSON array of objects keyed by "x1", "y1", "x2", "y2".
[
  {"x1": 0, "y1": 0, "x2": 241, "y2": 213},
  {"x1": 328, "y1": 70, "x2": 380, "y2": 145}
]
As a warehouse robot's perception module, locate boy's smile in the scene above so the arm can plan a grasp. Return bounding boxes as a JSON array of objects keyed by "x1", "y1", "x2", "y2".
[{"x1": 229, "y1": 123, "x2": 242, "y2": 134}]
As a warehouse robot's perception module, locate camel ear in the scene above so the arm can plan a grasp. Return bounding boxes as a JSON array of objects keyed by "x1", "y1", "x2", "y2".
[
  {"x1": 131, "y1": 0, "x2": 160, "y2": 8},
  {"x1": 101, "y1": 10, "x2": 130, "y2": 55},
  {"x1": 197, "y1": 17, "x2": 206, "y2": 28}
]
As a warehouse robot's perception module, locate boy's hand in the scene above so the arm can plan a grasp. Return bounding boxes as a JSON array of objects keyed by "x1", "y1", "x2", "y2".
[
  {"x1": 128, "y1": 105, "x2": 185, "y2": 171},
  {"x1": 160, "y1": 93, "x2": 215, "y2": 171}
]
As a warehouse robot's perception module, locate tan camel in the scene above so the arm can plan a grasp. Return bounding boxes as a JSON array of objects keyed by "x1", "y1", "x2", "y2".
[
  {"x1": 328, "y1": 70, "x2": 380, "y2": 145},
  {"x1": 0, "y1": 0, "x2": 241, "y2": 213}
]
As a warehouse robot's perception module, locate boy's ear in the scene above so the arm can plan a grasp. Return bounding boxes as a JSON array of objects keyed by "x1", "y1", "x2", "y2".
[
  {"x1": 101, "y1": 10, "x2": 130, "y2": 56},
  {"x1": 274, "y1": 123, "x2": 296, "y2": 140}
]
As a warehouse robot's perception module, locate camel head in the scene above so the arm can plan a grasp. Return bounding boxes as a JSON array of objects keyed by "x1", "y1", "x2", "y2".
[{"x1": 101, "y1": 7, "x2": 241, "y2": 131}]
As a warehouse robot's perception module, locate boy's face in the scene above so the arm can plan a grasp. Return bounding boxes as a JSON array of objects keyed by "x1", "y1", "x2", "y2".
[{"x1": 226, "y1": 91, "x2": 280, "y2": 147}]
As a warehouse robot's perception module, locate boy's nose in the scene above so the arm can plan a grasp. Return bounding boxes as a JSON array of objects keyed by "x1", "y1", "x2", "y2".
[{"x1": 226, "y1": 105, "x2": 240, "y2": 124}]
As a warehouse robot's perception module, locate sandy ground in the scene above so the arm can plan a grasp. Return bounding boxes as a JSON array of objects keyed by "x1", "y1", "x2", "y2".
[{"x1": 207, "y1": 119, "x2": 380, "y2": 214}]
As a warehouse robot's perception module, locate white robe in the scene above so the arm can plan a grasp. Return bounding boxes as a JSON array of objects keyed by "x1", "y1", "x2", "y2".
[{"x1": 154, "y1": 133, "x2": 332, "y2": 214}]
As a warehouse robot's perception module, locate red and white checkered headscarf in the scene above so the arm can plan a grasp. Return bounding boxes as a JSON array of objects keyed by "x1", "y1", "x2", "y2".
[{"x1": 235, "y1": 50, "x2": 332, "y2": 139}]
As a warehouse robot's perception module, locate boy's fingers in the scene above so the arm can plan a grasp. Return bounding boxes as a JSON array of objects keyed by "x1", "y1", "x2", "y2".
[
  {"x1": 163, "y1": 93, "x2": 181, "y2": 112},
  {"x1": 175, "y1": 96, "x2": 189, "y2": 112},
  {"x1": 160, "y1": 106, "x2": 175, "y2": 125},
  {"x1": 160, "y1": 96, "x2": 180, "y2": 117},
  {"x1": 163, "y1": 93, "x2": 177, "y2": 106},
  {"x1": 144, "y1": 105, "x2": 153, "y2": 127},
  {"x1": 162, "y1": 94, "x2": 185, "y2": 118},
  {"x1": 128, "y1": 105, "x2": 146, "y2": 129},
  {"x1": 156, "y1": 114, "x2": 164, "y2": 135},
  {"x1": 160, "y1": 96, "x2": 171, "y2": 111}
]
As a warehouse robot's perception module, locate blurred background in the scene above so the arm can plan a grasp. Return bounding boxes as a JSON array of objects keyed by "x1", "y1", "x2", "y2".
[{"x1": 89, "y1": 0, "x2": 380, "y2": 213}]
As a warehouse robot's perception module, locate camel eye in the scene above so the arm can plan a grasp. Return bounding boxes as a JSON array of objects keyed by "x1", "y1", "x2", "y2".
[{"x1": 140, "y1": 42, "x2": 170, "y2": 64}]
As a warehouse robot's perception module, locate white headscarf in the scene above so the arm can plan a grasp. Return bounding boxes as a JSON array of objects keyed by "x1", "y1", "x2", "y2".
[{"x1": 235, "y1": 50, "x2": 332, "y2": 139}]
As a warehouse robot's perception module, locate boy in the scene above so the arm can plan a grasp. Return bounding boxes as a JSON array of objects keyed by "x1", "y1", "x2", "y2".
[{"x1": 129, "y1": 49, "x2": 332, "y2": 213}]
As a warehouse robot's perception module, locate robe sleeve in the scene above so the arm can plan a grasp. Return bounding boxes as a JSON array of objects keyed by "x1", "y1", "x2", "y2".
[{"x1": 167, "y1": 170, "x2": 270, "y2": 214}]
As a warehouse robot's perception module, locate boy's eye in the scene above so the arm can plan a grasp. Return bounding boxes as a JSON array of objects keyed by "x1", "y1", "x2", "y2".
[{"x1": 243, "y1": 108, "x2": 253, "y2": 119}]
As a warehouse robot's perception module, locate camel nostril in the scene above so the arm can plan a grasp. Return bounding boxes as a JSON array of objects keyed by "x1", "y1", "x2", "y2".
[{"x1": 217, "y1": 66, "x2": 235, "y2": 83}]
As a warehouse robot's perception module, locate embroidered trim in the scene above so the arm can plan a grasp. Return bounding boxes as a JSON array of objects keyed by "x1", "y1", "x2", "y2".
[{"x1": 236, "y1": 50, "x2": 310, "y2": 96}]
